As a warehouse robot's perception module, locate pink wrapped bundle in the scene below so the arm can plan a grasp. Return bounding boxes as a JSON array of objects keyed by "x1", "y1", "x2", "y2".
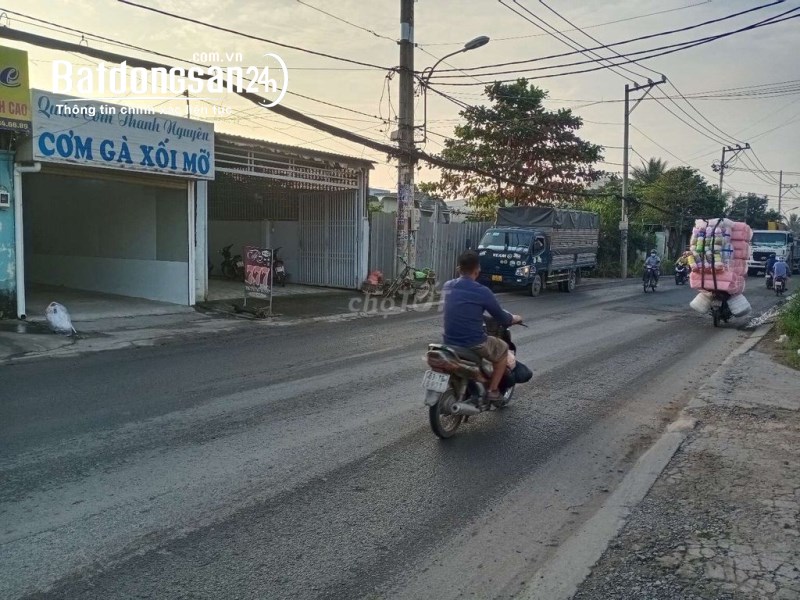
[
  {"x1": 689, "y1": 271, "x2": 745, "y2": 295},
  {"x1": 730, "y1": 223, "x2": 753, "y2": 242},
  {"x1": 731, "y1": 244, "x2": 750, "y2": 260}
]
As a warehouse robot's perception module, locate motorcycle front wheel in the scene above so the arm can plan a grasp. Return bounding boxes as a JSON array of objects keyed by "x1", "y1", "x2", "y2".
[
  {"x1": 429, "y1": 388, "x2": 463, "y2": 439},
  {"x1": 496, "y1": 384, "x2": 515, "y2": 408},
  {"x1": 414, "y1": 282, "x2": 432, "y2": 303}
]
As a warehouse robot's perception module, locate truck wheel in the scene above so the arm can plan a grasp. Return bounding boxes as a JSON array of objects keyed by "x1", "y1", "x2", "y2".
[
  {"x1": 564, "y1": 271, "x2": 577, "y2": 293},
  {"x1": 529, "y1": 275, "x2": 543, "y2": 297}
]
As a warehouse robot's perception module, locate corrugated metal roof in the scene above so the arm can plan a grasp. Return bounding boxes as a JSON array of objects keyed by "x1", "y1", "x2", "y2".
[{"x1": 215, "y1": 132, "x2": 375, "y2": 169}]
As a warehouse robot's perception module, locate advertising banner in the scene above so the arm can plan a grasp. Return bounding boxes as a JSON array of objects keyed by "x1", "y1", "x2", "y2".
[
  {"x1": 0, "y1": 45, "x2": 31, "y2": 133},
  {"x1": 31, "y1": 90, "x2": 214, "y2": 179},
  {"x1": 243, "y1": 246, "x2": 273, "y2": 299}
]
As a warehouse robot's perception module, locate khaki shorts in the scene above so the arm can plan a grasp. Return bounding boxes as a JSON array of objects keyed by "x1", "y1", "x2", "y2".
[{"x1": 471, "y1": 337, "x2": 509, "y2": 363}]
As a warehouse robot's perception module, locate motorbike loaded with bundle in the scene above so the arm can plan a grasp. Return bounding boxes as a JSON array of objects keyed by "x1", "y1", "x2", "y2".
[
  {"x1": 422, "y1": 316, "x2": 533, "y2": 438},
  {"x1": 686, "y1": 217, "x2": 753, "y2": 327}
]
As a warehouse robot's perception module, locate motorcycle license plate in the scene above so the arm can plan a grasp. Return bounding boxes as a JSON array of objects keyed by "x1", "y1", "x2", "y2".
[
  {"x1": 422, "y1": 370, "x2": 449, "y2": 392},
  {"x1": 236, "y1": 261, "x2": 244, "y2": 268},
  {"x1": 276, "y1": 266, "x2": 285, "y2": 273},
  {"x1": 491, "y1": 275, "x2": 502, "y2": 282}
]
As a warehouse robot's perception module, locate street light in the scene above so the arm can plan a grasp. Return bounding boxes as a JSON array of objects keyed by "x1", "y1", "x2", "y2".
[{"x1": 419, "y1": 35, "x2": 490, "y2": 142}]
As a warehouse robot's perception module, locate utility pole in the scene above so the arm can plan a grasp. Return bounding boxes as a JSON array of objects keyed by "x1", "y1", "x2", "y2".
[
  {"x1": 714, "y1": 143, "x2": 750, "y2": 204},
  {"x1": 396, "y1": 0, "x2": 415, "y2": 274},
  {"x1": 621, "y1": 76, "x2": 666, "y2": 278},
  {"x1": 778, "y1": 170, "x2": 800, "y2": 215}
]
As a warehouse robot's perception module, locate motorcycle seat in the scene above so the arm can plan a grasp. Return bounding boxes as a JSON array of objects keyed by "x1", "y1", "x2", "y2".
[{"x1": 428, "y1": 344, "x2": 493, "y2": 375}]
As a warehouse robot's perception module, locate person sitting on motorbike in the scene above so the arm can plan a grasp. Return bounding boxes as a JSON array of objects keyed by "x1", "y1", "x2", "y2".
[
  {"x1": 765, "y1": 254, "x2": 777, "y2": 277},
  {"x1": 643, "y1": 250, "x2": 661, "y2": 283},
  {"x1": 772, "y1": 256, "x2": 790, "y2": 287},
  {"x1": 442, "y1": 250, "x2": 522, "y2": 405},
  {"x1": 676, "y1": 251, "x2": 691, "y2": 269}
]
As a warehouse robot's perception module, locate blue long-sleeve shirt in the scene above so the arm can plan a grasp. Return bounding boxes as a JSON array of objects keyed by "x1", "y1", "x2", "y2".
[
  {"x1": 442, "y1": 277, "x2": 513, "y2": 347},
  {"x1": 773, "y1": 261, "x2": 789, "y2": 278}
]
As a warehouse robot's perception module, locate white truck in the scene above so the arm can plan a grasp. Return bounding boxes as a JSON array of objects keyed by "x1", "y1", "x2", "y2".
[{"x1": 747, "y1": 229, "x2": 799, "y2": 275}]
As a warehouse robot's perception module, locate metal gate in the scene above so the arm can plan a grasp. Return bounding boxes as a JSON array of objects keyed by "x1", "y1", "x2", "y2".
[{"x1": 298, "y1": 191, "x2": 359, "y2": 288}]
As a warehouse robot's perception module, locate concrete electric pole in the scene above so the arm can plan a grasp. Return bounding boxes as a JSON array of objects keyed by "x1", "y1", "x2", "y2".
[
  {"x1": 714, "y1": 143, "x2": 750, "y2": 204},
  {"x1": 396, "y1": 0, "x2": 416, "y2": 274},
  {"x1": 621, "y1": 76, "x2": 666, "y2": 279},
  {"x1": 778, "y1": 170, "x2": 800, "y2": 215}
]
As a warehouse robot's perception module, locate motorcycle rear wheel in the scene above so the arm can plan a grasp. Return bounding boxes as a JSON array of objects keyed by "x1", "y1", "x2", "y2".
[{"x1": 429, "y1": 388, "x2": 463, "y2": 439}]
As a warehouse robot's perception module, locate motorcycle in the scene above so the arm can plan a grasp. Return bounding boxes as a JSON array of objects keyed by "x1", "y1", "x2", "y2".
[
  {"x1": 766, "y1": 271, "x2": 774, "y2": 290},
  {"x1": 710, "y1": 292, "x2": 732, "y2": 328},
  {"x1": 220, "y1": 244, "x2": 244, "y2": 280},
  {"x1": 273, "y1": 246, "x2": 288, "y2": 287},
  {"x1": 674, "y1": 264, "x2": 689, "y2": 285},
  {"x1": 643, "y1": 266, "x2": 659, "y2": 292},
  {"x1": 383, "y1": 256, "x2": 436, "y2": 304},
  {"x1": 422, "y1": 316, "x2": 531, "y2": 439},
  {"x1": 775, "y1": 276, "x2": 786, "y2": 296}
]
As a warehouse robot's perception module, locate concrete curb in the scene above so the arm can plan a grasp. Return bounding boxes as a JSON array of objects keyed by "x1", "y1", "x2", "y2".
[{"x1": 516, "y1": 324, "x2": 771, "y2": 600}]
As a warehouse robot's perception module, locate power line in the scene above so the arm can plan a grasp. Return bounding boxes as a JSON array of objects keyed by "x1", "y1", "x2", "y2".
[
  {"x1": 116, "y1": 0, "x2": 393, "y2": 71},
  {"x1": 420, "y1": 0, "x2": 712, "y2": 46},
  {"x1": 3, "y1": 7, "x2": 393, "y2": 125},
  {"x1": 428, "y1": 11, "x2": 800, "y2": 85},
  {"x1": 434, "y1": 0, "x2": 788, "y2": 74},
  {"x1": 0, "y1": 25, "x2": 612, "y2": 200},
  {"x1": 294, "y1": 0, "x2": 396, "y2": 43}
]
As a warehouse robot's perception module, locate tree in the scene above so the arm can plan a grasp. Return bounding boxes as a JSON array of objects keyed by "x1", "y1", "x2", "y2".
[
  {"x1": 430, "y1": 79, "x2": 604, "y2": 216},
  {"x1": 788, "y1": 213, "x2": 800, "y2": 236},
  {"x1": 632, "y1": 158, "x2": 668, "y2": 187},
  {"x1": 637, "y1": 166, "x2": 724, "y2": 257},
  {"x1": 727, "y1": 193, "x2": 778, "y2": 229}
]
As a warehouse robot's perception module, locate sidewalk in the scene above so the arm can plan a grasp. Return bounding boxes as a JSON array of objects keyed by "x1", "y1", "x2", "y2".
[{"x1": 571, "y1": 331, "x2": 800, "y2": 600}]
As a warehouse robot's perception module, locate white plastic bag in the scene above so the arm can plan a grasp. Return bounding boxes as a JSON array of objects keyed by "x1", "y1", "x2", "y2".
[{"x1": 45, "y1": 302, "x2": 76, "y2": 335}]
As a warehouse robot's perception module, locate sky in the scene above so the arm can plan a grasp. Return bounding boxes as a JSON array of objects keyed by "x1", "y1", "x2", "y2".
[{"x1": 2, "y1": 0, "x2": 799, "y2": 215}]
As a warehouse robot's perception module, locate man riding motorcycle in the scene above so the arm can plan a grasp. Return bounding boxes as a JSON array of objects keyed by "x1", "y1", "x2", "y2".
[
  {"x1": 442, "y1": 250, "x2": 522, "y2": 405},
  {"x1": 643, "y1": 250, "x2": 661, "y2": 284},
  {"x1": 772, "y1": 255, "x2": 790, "y2": 290}
]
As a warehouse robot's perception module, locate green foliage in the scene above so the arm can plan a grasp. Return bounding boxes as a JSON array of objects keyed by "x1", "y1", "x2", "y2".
[
  {"x1": 778, "y1": 293, "x2": 800, "y2": 367},
  {"x1": 788, "y1": 213, "x2": 800, "y2": 236},
  {"x1": 631, "y1": 158, "x2": 668, "y2": 186},
  {"x1": 429, "y1": 79, "x2": 604, "y2": 214},
  {"x1": 727, "y1": 193, "x2": 781, "y2": 229},
  {"x1": 367, "y1": 195, "x2": 383, "y2": 213},
  {"x1": 634, "y1": 166, "x2": 723, "y2": 258}
]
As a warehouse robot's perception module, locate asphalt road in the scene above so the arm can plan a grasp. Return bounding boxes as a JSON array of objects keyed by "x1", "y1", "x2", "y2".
[{"x1": 0, "y1": 278, "x2": 785, "y2": 600}]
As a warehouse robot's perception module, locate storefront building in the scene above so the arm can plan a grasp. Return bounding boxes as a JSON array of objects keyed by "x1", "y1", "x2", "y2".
[{"x1": 12, "y1": 90, "x2": 214, "y2": 317}]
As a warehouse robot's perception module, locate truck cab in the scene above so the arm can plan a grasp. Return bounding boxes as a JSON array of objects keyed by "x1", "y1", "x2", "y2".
[
  {"x1": 748, "y1": 230, "x2": 798, "y2": 275},
  {"x1": 477, "y1": 227, "x2": 547, "y2": 290}
]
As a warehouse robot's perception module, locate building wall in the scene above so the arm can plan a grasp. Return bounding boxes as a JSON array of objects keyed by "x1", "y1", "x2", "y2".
[
  {"x1": 23, "y1": 173, "x2": 190, "y2": 304},
  {"x1": 208, "y1": 220, "x2": 265, "y2": 274},
  {"x1": 0, "y1": 151, "x2": 15, "y2": 317}
]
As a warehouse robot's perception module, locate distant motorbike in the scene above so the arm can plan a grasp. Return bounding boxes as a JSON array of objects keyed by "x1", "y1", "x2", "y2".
[
  {"x1": 674, "y1": 264, "x2": 689, "y2": 285},
  {"x1": 220, "y1": 244, "x2": 244, "y2": 280},
  {"x1": 643, "y1": 266, "x2": 659, "y2": 292},
  {"x1": 710, "y1": 292, "x2": 732, "y2": 328},
  {"x1": 423, "y1": 316, "x2": 532, "y2": 439},
  {"x1": 273, "y1": 246, "x2": 288, "y2": 287},
  {"x1": 775, "y1": 276, "x2": 786, "y2": 296}
]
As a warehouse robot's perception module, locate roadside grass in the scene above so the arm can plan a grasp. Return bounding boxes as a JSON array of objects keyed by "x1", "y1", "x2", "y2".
[{"x1": 777, "y1": 292, "x2": 800, "y2": 368}]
